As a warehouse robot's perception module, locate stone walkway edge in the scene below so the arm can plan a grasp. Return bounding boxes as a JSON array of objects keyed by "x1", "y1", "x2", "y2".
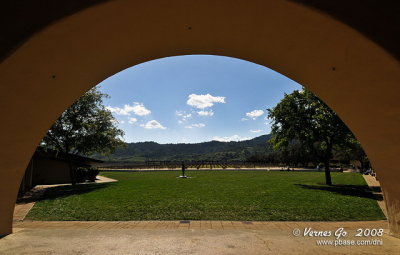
[{"x1": 14, "y1": 220, "x2": 389, "y2": 231}]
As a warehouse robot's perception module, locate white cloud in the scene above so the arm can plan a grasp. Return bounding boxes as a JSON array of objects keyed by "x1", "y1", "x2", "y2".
[
  {"x1": 212, "y1": 135, "x2": 250, "y2": 142},
  {"x1": 106, "y1": 102, "x2": 151, "y2": 116},
  {"x1": 197, "y1": 110, "x2": 214, "y2": 116},
  {"x1": 246, "y1": 109, "x2": 264, "y2": 120},
  {"x1": 250, "y1": 129, "x2": 262, "y2": 133},
  {"x1": 176, "y1": 111, "x2": 192, "y2": 125},
  {"x1": 176, "y1": 111, "x2": 192, "y2": 123},
  {"x1": 185, "y1": 123, "x2": 206, "y2": 129},
  {"x1": 187, "y1": 94, "x2": 225, "y2": 109},
  {"x1": 140, "y1": 120, "x2": 166, "y2": 130},
  {"x1": 241, "y1": 118, "x2": 248, "y2": 121},
  {"x1": 193, "y1": 123, "x2": 205, "y2": 128},
  {"x1": 106, "y1": 106, "x2": 126, "y2": 115},
  {"x1": 128, "y1": 117, "x2": 138, "y2": 124},
  {"x1": 130, "y1": 102, "x2": 151, "y2": 116}
]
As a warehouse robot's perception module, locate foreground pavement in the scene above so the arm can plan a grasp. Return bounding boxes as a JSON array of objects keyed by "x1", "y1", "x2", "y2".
[{"x1": 1, "y1": 221, "x2": 399, "y2": 254}]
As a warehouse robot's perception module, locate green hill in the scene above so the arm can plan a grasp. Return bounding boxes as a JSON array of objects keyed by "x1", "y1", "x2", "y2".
[{"x1": 95, "y1": 134, "x2": 272, "y2": 162}]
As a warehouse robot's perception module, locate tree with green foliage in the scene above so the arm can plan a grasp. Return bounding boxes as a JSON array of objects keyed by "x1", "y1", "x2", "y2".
[
  {"x1": 267, "y1": 88, "x2": 357, "y2": 185},
  {"x1": 42, "y1": 87, "x2": 125, "y2": 185},
  {"x1": 334, "y1": 137, "x2": 369, "y2": 172}
]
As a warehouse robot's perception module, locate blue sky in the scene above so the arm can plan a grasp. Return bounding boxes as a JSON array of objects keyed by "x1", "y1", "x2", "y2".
[{"x1": 97, "y1": 55, "x2": 301, "y2": 144}]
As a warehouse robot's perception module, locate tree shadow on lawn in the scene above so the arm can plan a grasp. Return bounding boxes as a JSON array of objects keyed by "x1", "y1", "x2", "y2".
[
  {"x1": 295, "y1": 184, "x2": 383, "y2": 201},
  {"x1": 18, "y1": 183, "x2": 112, "y2": 203}
]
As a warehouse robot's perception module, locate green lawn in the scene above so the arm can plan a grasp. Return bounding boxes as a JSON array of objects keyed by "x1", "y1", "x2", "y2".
[{"x1": 26, "y1": 171, "x2": 385, "y2": 221}]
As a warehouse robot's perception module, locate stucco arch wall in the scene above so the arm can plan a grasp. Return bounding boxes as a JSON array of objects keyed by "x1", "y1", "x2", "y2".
[{"x1": 0, "y1": 0, "x2": 399, "y2": 237}]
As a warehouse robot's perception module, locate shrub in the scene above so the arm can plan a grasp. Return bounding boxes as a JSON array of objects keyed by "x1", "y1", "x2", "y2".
[{"x1": 76, "y1": 167, "x2": 100, "y2": 182}]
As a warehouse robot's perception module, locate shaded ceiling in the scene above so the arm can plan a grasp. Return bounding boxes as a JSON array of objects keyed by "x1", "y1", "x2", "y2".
[{"x1": 1, "y1": 0, "x2": 399, "y2": 61}]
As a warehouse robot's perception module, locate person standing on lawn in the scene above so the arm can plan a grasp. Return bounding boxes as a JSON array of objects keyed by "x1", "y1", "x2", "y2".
[{"x1": 181, "y1": 161, "x2": 186, "y2": 177}]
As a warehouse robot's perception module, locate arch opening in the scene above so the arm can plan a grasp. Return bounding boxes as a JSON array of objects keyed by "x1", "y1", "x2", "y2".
[{"x1": 17, "y1": 54, "x2": 384, "y2": 225}]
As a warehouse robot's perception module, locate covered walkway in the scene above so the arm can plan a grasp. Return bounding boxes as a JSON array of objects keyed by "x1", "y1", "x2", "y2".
[{"x1": 1, "y1": 221, "x2": 398, "y2": 255}]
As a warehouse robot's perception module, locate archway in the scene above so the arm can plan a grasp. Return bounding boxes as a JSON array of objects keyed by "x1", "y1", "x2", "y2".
[{"x1": 0, "y1": 0, "x2": 399, "y2": 237}]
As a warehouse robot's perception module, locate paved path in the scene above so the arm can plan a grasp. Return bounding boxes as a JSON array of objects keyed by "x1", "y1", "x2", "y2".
[
  {"x1": 13, "y1": 189, "x2": 45, "y2": 222},
  {"x1": 11, "y1": 220, "x2": 389, "y2": 231},
  {"x1": 363, "y1": 174, "x2": 387, "y2": 217},
  {"x1": 2, "y1": 221, "x2": 399, "y2": 254}
]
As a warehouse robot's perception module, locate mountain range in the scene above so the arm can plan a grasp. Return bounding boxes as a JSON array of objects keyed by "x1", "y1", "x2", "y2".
[{"x1": 95, "y1": 134, "x2": 272, "y2": 162}]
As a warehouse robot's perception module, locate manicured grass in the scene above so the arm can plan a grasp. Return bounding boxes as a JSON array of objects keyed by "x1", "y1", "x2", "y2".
[{"x1": 26, "y1": 171, "x2": 385, "y2": 221}]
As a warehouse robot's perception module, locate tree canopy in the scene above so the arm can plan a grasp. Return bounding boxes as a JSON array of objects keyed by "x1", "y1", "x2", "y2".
[
  {"x1": 43, "y1": 87, "x2": 124, "y2": 155},
  {"x1": 267, "y1": 88, "x2": 360, "y2": 185},
  {"x1": 42, "y1": 87, "x2": 125, "y2": 184}
]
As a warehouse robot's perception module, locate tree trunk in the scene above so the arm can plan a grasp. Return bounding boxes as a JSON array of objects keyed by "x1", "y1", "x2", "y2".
[
  {"x1": 359, "y1": 159, "x2": 365, "y2": 172},
  {"x1": 67, "y1": 155, "x2": 76, "y2": 186},
  {"x1": 64, "y1": 144, "x2": 76, "y2": 186},
  {"x1": 324, "y1": 158, "x2": 332, "y2": 186}
]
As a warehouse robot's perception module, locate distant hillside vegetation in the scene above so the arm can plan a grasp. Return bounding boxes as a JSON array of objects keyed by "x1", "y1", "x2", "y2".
[{"x1": 95, "y1": 134, "x2": 272, "y2": 162}]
